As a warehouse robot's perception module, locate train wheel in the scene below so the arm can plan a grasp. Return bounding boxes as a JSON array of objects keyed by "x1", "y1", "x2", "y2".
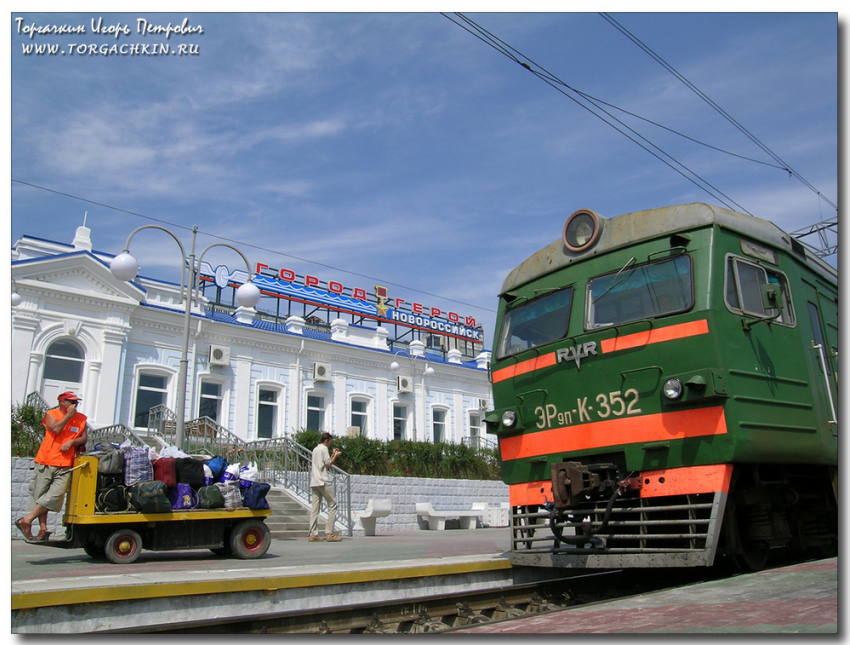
[
  {"x1": 724, "y1": 501, "x2": 769, "y2": 572},
  {"x1": 105, "y1": 529, "x2": 142, "y2": 564},
  {"x1": 230, "y1": 519, "x2": 270, "y2": 559}
]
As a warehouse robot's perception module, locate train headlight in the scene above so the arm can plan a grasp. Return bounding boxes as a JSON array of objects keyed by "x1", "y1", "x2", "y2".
[
  {"x1": 662, "y1": 378, "x2": 684, "y2": 400},
  {"x1": 502, "y1": 410, "x2": 518, "y2": 428},
  {"x1": 563, "y1": 209, "x2": 604, "y2": 252}
]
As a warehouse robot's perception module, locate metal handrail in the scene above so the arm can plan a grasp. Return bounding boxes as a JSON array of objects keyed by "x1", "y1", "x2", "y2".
[
  {"x1": 87, "y1": 423, "x2": 153, "y2": 450},
  {"x1": 147, "y1": 404, "x2": 353, "y2": 535},
  {"x1": 462, "y1": 435, "x2": 498, "y2": 452}
]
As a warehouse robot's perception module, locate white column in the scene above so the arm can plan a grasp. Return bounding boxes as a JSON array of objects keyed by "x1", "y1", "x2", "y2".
[
  {"x1": 233, "y1": 357, "x2": 252, "y2": 440},
  {"x1": 98, "y1": 329, "x2": 128, "y2": 427},
  {"x1": 11, "y1": 315, "x2": 39, "y2": 403}
]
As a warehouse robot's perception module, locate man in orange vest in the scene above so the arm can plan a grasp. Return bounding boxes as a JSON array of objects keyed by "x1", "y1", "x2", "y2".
[{"x1": 16, "y1": 391, "x2": 88, "y2": 541}]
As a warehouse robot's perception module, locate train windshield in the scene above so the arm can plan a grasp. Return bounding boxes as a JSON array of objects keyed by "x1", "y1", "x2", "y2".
[
  {"x1": 586, "y1": 254, "x2": 693, "y2": 329},
  {"x1": 496, "y1": 287, "x2": 573, "y2": 358}
]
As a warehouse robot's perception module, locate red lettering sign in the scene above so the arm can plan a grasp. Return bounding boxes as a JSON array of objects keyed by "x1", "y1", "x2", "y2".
[
  {"x1": 413, "y1": 303, "x2": 423, "y2": 314},
  {"x1": 465, "y1": 316, "x2": 477, "y2": 327},
  {"x1": 305, "y1": 275, "x2": 319, "y2": 288},
  {"x1": 395, "y1": 298, "x2": 405, "y2": 309},
  {"x1": 431, "y1": 307, "x2": 441, "y2": 318},
  {"x1": 279, "y1": 268, "x2": 296, "y2": 282},
  {"x1": 256, "y1": 262, "x2": 269, "y2": 274},
  {"x1": 329, "y1": 281, "x2": 344, "y2": 294},
  {"x1": 353, "y1": 288, "x2": 367, "y2": 301},
  {"x1": 448, "y1": 312, "x2": 459, "y2": 323}
]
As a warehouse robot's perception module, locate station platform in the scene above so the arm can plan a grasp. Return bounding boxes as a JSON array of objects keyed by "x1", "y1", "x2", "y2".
[
  {"x1": 11, "y1": 529, "x2": 837, "y2": 634},
  {"x1": 11, "y1": 528, "x2": 529, "y2": 633},
  {"x1": 452, "y1": 557, "x2": 838, "y2": 634}
]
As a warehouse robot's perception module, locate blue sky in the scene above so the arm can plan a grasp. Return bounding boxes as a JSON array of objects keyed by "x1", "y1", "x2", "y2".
[{"x1": 9, "y1": 11, "x2": 840, "y2": 346}]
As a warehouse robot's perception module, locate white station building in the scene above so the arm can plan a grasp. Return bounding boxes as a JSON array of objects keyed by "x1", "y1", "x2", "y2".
[{"x1": 11, "y1": 224, "x2": 493, "y2": 445}]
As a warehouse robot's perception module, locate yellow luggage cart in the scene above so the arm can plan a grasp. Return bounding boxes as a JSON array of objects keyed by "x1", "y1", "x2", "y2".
[{"x1": 32, "y1": 456, "x2": 272, "y2": 564}]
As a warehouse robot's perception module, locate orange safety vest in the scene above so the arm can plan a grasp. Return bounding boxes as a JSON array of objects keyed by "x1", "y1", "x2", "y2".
[{"x1": 36, "y1": 409, "x2": 87, "y2": 468}]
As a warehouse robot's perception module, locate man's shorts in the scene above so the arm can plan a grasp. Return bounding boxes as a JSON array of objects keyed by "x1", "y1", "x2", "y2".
[{"x1": 28, "y1": 463, "x2": 72, "y2": 512}]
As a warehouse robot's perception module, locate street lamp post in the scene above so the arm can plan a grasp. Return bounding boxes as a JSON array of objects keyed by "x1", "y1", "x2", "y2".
[
  {"x1": 110, "y1": 224, "x2": 261, "y2": 449},
  {"x1": 389, "y1": 340, "x2": 434, "y2": 442}
]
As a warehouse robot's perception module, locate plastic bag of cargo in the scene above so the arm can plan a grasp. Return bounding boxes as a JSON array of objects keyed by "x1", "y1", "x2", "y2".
[
  {"x1": 239, "y1": 462, "x2": 259, "y2": 489},
  {"x1": 221, "y1": 462, "x2": 240, "y2": 484}
]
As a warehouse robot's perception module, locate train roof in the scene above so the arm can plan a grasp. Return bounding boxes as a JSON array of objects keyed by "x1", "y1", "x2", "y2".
[{"x1": 500, "y1": 202, "x2": 838, "y2": 295}]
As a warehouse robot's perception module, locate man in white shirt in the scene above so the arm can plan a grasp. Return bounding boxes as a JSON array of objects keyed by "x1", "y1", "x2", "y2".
[{"x1": 308, "y1": 432, "x2": 342, "y2": 542}]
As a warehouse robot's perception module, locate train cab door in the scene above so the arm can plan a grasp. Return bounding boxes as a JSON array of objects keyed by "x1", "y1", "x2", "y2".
[{"x1": 801, "y1": 280, "x2": 838, "y2": 437}]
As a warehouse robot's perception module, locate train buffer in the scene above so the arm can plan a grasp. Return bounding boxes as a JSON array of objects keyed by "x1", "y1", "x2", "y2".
[
  {"x1": 416, "y1": 502, "x2": 484, "y2": 530},
  {"x1": 353, "y1": 499, "x2": 392, "y2": 536}
]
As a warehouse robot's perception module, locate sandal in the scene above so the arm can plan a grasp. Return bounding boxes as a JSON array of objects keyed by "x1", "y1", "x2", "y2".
[
  {"x1": 33, "y1": 529, "x2": 51, "y2": 542},
  {"x1": 14, "y1": 518, "x2": 33, "y2": 540}
]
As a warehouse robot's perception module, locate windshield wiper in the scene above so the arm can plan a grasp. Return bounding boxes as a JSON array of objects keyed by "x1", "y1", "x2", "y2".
[{"x1": 592, "y1": 256, "x2": 636, "y2": 305}]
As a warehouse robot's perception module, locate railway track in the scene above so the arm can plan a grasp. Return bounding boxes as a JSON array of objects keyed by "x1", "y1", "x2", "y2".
[{"x1": 160, "y1": 563, "x2": 738, "y2": 634}]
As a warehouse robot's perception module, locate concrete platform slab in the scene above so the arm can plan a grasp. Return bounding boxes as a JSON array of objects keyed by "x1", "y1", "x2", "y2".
[{"x1": 451, "y1": 558, "x2": 838, "y2": 634}]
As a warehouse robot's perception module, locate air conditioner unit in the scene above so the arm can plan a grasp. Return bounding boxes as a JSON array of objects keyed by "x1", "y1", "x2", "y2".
[
  {"x1": 398, "y1": 375, "x2": 413, "y2": 393},
  {"x1": 209, "y1": 345, "x2": 230, "y2": 366},
  {"x1": 313, "y1": 362, "x2": 332, "y2": 382},
  {"x1": 478, "y1": 399, "x2": 489, "y2": 410}
]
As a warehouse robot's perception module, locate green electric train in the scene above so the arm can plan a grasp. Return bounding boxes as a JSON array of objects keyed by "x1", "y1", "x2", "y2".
[{"x1": 487, "y1": 203, "x2": 837, "y2": 571}]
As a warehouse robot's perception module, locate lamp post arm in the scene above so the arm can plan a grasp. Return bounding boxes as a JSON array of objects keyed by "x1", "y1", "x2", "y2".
[
  {"x1": 193, "y1": 242, "x2": 256, "y2": 301},
  {"x1": 120, "y1": 224, "x2": 190, "y2": 305}
]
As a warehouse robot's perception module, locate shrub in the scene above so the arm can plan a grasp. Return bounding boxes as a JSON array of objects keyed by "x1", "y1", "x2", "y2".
[
  {"x1": 292, "y1": 430, "x2": 501, "y2": 481},
  {"x1": 12, "y1": 402, "x2": 47, "y2": 457}
]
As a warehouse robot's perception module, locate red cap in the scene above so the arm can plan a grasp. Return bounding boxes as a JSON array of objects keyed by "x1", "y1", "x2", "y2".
[{"x1": 58, "y1": 391, "x2": 82, "y2": 403}]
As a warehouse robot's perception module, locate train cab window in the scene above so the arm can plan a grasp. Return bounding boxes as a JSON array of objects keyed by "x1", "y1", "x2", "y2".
[
  {"x1": 495, "y1": 287, "x2": 573, "y2": 358},
  {"x1": 725, "y1": 257, "x2": 795, "y2": 325},
  {"x1": 586, "y1": 255, "x2": 693, "y2": 329}
]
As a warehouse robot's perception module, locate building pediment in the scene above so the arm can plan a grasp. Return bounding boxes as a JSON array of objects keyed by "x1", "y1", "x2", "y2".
[{"x1": 12, "y1": 251, "x2": 146, "y2": 305}]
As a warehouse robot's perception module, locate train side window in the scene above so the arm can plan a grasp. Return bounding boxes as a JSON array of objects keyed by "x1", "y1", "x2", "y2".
[
  {"x1": 495, "y1": 287, "x2": 573, "y2": 358},
  {"x1": 726, "y1": 257, "x2": 795, "y2": 325},
  {"x1": 585, "y1": 254, "x2": 693, "y2": 329}
]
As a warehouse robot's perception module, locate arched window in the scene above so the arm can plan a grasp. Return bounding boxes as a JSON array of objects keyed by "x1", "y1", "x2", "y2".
[
  {"x1": 432, "y1": 408, "x2": 447, "y2": 444},
  {"x1": 257, "y1": 384, "x2": 284, "y2": 439},
  {"x1": 44, "y1": 339, "x2": 85, "y2": 383},
  {"x1": 133, "y1": 372, "x2": 170, "y2": 428},
  {"x1": 350, "y1": 397, "x2": 370, "y2": 438},
  {"x1": 393, "y1": 404, "x2": 408, "y2": 441}
]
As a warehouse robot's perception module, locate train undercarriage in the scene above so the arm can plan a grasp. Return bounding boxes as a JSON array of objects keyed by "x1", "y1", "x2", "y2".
[{"x1": 510, "y1": 462, "x2": 837, "y2": 571}]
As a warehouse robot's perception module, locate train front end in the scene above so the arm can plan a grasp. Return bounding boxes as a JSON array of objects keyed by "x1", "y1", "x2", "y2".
[{"x1": 488, "y1": 204, "x2": 836, "y2": 569}]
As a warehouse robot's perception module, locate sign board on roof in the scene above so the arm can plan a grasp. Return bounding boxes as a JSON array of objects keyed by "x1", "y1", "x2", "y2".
[{"x1": 198, "y1": 261, "x2": 482, "y2": 342}]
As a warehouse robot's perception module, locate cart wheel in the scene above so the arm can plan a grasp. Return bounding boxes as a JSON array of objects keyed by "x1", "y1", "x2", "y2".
[
  {"x1": 84, "y1": 542, "x2": 106, "y2": 559},
  {"x1": 230, "y1": 519, "x2": 270, "y2": 559},
  {"x1": 105, "y1": 529, "x2": 142, "y2": 564}
]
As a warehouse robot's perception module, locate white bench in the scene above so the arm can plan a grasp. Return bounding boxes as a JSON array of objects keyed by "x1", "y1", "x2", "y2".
[
  {"x1": 415, "y1": 502, "x2": 484, "y2": 530},
  {"x1": 472, "y1": 502, "x2": 511, "y2": 527},
  {"x1": 353, "y1": 499, "x2": 392, "y2": 536}
]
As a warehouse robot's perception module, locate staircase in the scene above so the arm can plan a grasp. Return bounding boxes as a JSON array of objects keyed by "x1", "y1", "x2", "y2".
[{"x1": 265, "y1": 488, "x2": 310, "y2": 540}]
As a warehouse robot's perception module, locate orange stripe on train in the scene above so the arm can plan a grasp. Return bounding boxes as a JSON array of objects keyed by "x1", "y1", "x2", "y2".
[
  {"x1": 500, "y1": 406, "x2": 727, "y2": 462},
  {"x1": 599, "y1": 319, "x2": 709, "y2": 353},
  {"x1": 508, "y1": 464, "x2": 732, "y2": 507},
  {"x1": 492, "y1": 320, "x2": 709, "y2": 384},
  {"x1": 492, "y1": 352, "x2": 557, "y2": 383}
]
